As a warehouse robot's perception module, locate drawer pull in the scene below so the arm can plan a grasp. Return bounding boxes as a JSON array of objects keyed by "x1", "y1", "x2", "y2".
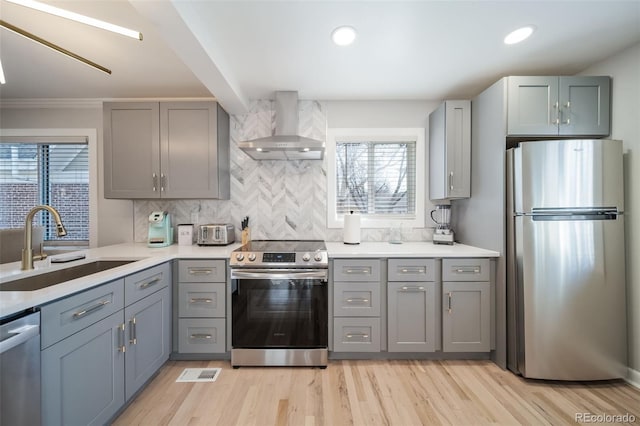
[
  {"x1": 129, "y1": 317, "x2": 137, "y2": 345},
  {"x1": 346, "y1": 333, "x2": 369, "y2": 340},
  {"x1": 401, "y1": 286, "x2": 425, "y2": 291},
  {"x1": 73, "y1": 300, "x2": 110, "y2": 319},
  {"x1": 454, "y1": 268, "x2": 481, "y2": 274},
  {"x1": 346, "y1": 298, "x2": 370, "y2": 303},
  {"x1": 118, "y1": 323, "x2": 126, "y2": 353},
  {"x1": 189, "y1": 269, "x2": 213, "y2": 275},
  {"x1": 345, "y1": 268, "x2": 370, "y2": 274},
  {"x1": 139, "y1": 276, "x2": 162, "y2": 289},
  {"x1": 400, "y1": 268, "x2": 425, "y2": 274},
  {"x1": 190, "y1": 333, "x2": 212, "y2": 340},
  {"x1": 190, "y1": 298, "x2": 213, "y2": 304}
]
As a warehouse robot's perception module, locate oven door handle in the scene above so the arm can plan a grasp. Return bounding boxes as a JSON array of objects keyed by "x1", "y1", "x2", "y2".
[{"x1": 231, "y1": 269, "x2": 328, "y2": 280}]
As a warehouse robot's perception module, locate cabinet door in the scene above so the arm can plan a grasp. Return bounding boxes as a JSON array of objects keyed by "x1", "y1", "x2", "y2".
[
  {"x1": 507, "y1": 76, "x2": 559, "y2": 136},
  {"x1": 559, "y1": 76, "x2": 610, "y2": 136},
  {"x1": 444, "y1": 101, "x2": 471, "y2": 198},
  {"x1": 42, "y1": 311, "x2": 125, "y2": 426},
  {"x1": 442, "y1": 282, "x2": 490, "y2": 352},
  {"x1": 104, "y1": 102, "x2": 160, "y2": 198},
  {"x1": 388, "y1": 281, "x2": 436, "y2": 352},
  {"x1": 124, "y1": 286, "x2": 171, "y2": 401},
  {"x1": 160, "y1": 102, "x2": 221, "y2": 198}
]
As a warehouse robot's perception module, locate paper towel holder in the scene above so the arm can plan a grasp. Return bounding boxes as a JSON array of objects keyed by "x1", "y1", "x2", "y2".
[{"x1": 343, "y1": 210, "x2": 361, "y2": 245}]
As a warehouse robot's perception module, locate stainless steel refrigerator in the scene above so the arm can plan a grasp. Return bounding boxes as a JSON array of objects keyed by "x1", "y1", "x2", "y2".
[{"x1": 506, "y1": 139, "x2": 627, "y2": 380}]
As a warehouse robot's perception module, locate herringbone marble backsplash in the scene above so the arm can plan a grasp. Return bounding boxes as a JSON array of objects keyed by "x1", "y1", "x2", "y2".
[{"x1": 134, "y1": 100, "x2": 434, "y2": 243}]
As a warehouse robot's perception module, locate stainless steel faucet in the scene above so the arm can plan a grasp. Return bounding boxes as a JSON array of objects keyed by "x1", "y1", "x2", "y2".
[{"x1": 22, "y1": 205, "x2": 67, "y2": 270}]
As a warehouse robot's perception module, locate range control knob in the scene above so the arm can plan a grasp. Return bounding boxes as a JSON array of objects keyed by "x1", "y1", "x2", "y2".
[
  {"x1": 235, "y1": 253, "x2": 245, "y2": 261},
  {"x1": 314, "y1": 253, "x2": 324, "y2": 262},
  {"x1": 248, "y1": 253, "x2": 257, "y2": 261},
  {"x1": 302, "y1": 253, "x2": 311, "y2": 262}
]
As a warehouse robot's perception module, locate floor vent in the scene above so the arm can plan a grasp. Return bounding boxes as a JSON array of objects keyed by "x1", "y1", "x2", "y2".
[{"x1": 176, "y1": 368, "x2": 221, "y2": 383}]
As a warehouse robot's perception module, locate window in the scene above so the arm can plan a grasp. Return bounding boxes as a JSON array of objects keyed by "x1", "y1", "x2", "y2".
[
  {"x1": 327, "y1": 128, "x2": 425, "y2": 228},
  {"x1": 0, "y1": 137, "x2": 89, "y2": 245}
]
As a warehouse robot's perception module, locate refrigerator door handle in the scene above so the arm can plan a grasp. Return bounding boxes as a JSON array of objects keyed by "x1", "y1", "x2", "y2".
[{"x1": 525, "y1": 207, "x2": 621, "y2": 221}]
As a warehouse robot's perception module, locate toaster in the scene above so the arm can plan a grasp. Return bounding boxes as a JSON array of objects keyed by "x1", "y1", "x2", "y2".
[{"x1": 197, "y1": 224, "x2": 235, "y2": 246}]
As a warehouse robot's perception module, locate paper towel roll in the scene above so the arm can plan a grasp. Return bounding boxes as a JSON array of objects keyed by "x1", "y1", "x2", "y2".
[{"x1": 343, "y1": 211, "x2": 361, "y2": 245}]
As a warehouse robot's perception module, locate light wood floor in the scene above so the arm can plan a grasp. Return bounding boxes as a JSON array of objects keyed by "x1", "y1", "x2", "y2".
[{"x1": 113, "y1": 359, "x2": 640, "y2": 426}]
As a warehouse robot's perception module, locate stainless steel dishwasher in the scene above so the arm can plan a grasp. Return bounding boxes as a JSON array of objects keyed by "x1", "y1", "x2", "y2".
[{"x1": 0, "y1": 309, "x2": 41, "y2": 426}]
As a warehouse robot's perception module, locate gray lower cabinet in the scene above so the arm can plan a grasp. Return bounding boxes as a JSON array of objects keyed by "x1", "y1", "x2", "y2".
[
  {"x1": 387, "y1": 259, "x2": 437, "y2": 352},
  {"x1": 40, "y1": 262, "x2": 171, "y2": 425},
  {"x1": 332, "y1": 259, "x2": 381, "y2": 352},
  {"x1": 177, "y1": 260, "x2": 226, "y2": 354},
  {"x1": 442, "y1": 258, "x2": 491, "y2": 352},
  {"x1": 41, "y1": 311, "x2": 125, "y2": 426}
]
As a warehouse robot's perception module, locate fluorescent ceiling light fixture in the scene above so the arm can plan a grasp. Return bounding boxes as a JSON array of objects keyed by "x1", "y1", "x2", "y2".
[
  {"x1": 504, "y1": 26, "x2": 535, "y2": 45},
  {"x1": 0, "y1": 20, "x2": 111, "y2": 74},
  {"x1": 0, "y1": 59, "x2": 5, "y2": 84},
  {"x1": 332, "y1": 26, "x2": 357, "y2": 46},
  {"x1": 5, "y1": 0, "x2": 143, "y2": 40}
]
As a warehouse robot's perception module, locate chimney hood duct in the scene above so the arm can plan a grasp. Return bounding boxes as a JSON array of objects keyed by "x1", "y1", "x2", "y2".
[{"x1": 239, "y1": 91, "x2": 325, "y2": 160}]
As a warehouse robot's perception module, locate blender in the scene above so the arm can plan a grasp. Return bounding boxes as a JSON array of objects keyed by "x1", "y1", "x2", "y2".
[{"x1": 431, "y1": 204, "x2": 454, "y2": 245}]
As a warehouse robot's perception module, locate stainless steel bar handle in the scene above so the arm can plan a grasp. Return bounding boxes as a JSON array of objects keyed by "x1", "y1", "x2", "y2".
[
  {"x1": 139, "y1": 276, "x2": 161, "y2": 289},
  {"x1": 346, "y1": 298, "x2": 370, "y2": 303},
  {"x1": 455, "y1": 268, "x2": 481, "y2": 274},
  {"x1": 0, "y1": 324, "x2": 39, "y2": 353},
  {"x1": 190, "y1": 298, "x2": 213, "y2": 304},
  {"x1": 189, "y1": 269, "x2": 213, "y2": 275},
  {"x1": 345, "y1": 268, "x2": 370, "y2": 274},
  {"x1": 152, "y1": 173, "x2": 157, "y2": 192},
  {"x1": 129, "y1": 317, "x2": 137, "y2": 345},
  {"x1": 190, "y1": 334, "x2": 212, "y2": 339},
  {"x1": 73, "y1": 300, "x2": 111, "y2": 319},
  {"x1": 448, "y1": 292, "x2": 452, "y2": 314},
  {"x1": 401, "y1": 286, "x2": 425, "y2": 291},
  {"x1": 346, "y1": 333, "x2": 369, "y2": 339},
  {"x1": 400, "y1": 268, "x2": 425, "y2": 274},
  {"x1": 552, "y1": 101, "x2": 560, "y2": 125},
  {"x1": 118, "y1": 323, "x2": 126, "y2": 352},
  {"x1": 449, "y1": 171, "x2": 454, "y2": 191},
  {"x1": 160, "y1": 173, "x2": 166, "y2": 192},
  {"x1": 231, "y1": 269, "x2": 328, "y2": 280}
]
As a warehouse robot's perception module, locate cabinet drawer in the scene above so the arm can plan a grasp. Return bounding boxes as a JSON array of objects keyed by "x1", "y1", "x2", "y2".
[
  {"x1": 388, "y1": 259, "x2": 435, "y2": 282},
  {"x1": 125, "y1": 262, "x2": 170, "y2": 305},
  {"x1": 178, "y1": 318, "x2": 226, "y2": 353},
  {"x1": 179, "y1": 282, "x2": 225, "y2": 318},
  {"x1": 41, "y1": 279, "x2": 124, "y2": 349},
  {"x1": 442, "y1": 258, "x2": 490, "y2": 281},
  {"x1": 333, "y1": 282, "x2": 380, "y2": 317},
  {"x1": 333, "y1": 317, "x2": 381, "y2": 352},
  {"x1": 333, "y1": 259, "x2": 380, "y2": 282},
  {"x1": 179, "y1": 260, "x2": 226, "y2": 282}
]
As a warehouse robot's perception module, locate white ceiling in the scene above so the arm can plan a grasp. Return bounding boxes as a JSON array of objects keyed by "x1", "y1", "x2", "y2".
[{"x1": 1, "y1": 1, "x2": 639, "y2": 114}]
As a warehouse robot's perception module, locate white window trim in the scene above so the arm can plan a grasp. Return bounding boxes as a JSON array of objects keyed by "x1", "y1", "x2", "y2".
[
  {"x1": 0, "y1": 128, "x2": 98, "y2": 248},
  {"x1": 327, "y1": 127, "x2": 425, "y2": 229}
]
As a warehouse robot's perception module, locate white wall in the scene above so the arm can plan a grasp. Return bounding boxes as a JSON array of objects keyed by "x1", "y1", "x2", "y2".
[
  {"x1": 579, "y1": 42, "x2": 640, "y2": 380},
  {"x1": 0, "y1": 104, "x2": 134, "y2": 247}
]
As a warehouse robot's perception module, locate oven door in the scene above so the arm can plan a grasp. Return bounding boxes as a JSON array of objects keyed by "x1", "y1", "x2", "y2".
[{"x1": 231, "y1": 269, "x2": 328, "y2": 349}]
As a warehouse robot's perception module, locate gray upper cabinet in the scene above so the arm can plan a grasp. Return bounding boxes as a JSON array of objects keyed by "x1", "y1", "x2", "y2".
[
  {"x1": 507, "y1": 76, "x2": 610, "y2": 137},
  {"x1": 429, "y1": 100, "x2": 471, "y2": 201},
  {"x1": 104, "y1": 101, "x2": 230, "y2": 199}
]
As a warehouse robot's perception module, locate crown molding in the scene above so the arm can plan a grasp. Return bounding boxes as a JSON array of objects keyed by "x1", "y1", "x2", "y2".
[{"x1": 0, "y1": 97, "x2": 217, "y2": 109}]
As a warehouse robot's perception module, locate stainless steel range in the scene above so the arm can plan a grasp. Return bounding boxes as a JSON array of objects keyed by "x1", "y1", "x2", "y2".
[{"x1": 230, "y1": 240, "x2": 328, "y2": 367}]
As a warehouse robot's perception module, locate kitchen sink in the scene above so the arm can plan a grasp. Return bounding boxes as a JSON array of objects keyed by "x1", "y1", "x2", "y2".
[{"x1": 0, "y1": 260, "x2": 137, "y2": 291}]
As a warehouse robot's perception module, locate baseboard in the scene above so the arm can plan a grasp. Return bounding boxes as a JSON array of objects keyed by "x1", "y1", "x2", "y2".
[{"x1": 626, "y1": 367, "x2": 640, "y2": 389}]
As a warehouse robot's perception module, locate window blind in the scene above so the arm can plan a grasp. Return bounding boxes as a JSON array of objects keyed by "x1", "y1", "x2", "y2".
[
  {"x1": 0, "y1": 142, "x2": 89, "y2": 242},
  {"x1": 335, "y1": 141, "x2": 416, "y2": 216}
]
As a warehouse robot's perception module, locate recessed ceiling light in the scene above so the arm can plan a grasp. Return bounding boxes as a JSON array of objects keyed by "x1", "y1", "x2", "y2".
[
  {"x1": 331, "y1": 26, "x2": 357, "y2": 46},
  {"x1": 504, "y1": 25, "x2": 536, "y2": 45}
]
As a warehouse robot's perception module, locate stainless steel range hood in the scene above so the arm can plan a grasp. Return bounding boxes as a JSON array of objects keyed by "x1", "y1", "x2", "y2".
[{"x1": 239, "y1": 91, "x2": 325, "y2": 160}]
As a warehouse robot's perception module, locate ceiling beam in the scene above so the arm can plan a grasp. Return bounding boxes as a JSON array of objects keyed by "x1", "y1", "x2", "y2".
[{"x1": 129, "y1": 0, "x2": 249, "y2": 115}]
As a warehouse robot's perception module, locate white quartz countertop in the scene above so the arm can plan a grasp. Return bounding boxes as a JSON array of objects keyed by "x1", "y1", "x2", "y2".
[
  {"x1": 0, "y1": 242, "x2": 241, "y2": 318},
  {"x1": 1, "y1": 240, "x2": 498, "y2": 318},
  {"x1": 326, "y1": 241, "x2": 499, "y2": 258}
]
